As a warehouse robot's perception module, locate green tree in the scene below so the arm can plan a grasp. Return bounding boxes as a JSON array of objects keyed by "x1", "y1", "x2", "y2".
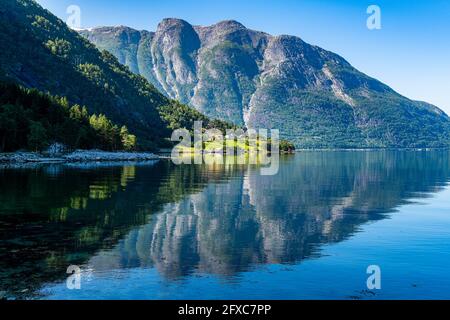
[
  {"x1": 120, "y1": 126, "x2": 137, "y2": 151},
  {"x1": 27, "y1": 121, "x2": 48, "y2": 151},
  {"x1": 0, "y1": 82, "x2": 145, "y2": 152},
  {"x1": 0, "y1": 107, "x2": 17, "y2": 152}
]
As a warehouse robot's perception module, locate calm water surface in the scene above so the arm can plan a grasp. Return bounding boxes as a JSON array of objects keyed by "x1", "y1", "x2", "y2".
[{"x1": 1, "y1": 150, "x2": 450, "y2": 300}]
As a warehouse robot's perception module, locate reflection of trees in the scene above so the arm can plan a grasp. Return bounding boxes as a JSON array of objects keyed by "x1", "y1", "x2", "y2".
[
  {"x1": 0, "y1": 161, "x2": 239, "y2": 298},
  {"x1": 0, "y1": 164, "x2": 137, "y2": 298},
  {"x1": 88, "y1": 151, "x2": 450, "y2": 280},
  {"x1": 1, "y1": 151, "x2": 450, "y2": 298}
]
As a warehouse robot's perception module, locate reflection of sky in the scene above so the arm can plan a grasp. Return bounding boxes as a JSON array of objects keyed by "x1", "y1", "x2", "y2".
[
  {"x1": 41, "y1": 186, "x2": 450, "y2": 300},
  {"x1": 36, "y1": 0, "x2": 450, "y2": 114},
  {"x1": 2, "y1": 150, "x2": 450, "y2": 299}
]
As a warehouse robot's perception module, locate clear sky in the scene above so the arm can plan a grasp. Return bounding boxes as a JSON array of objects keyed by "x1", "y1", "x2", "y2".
[{"x1": 36, "y1": 0, "x2": 450, "y2": 114}]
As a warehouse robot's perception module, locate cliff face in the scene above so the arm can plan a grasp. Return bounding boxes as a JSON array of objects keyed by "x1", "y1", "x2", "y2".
[{"x1": 81, "y1": 19, "x2": 450, "y2": 148}]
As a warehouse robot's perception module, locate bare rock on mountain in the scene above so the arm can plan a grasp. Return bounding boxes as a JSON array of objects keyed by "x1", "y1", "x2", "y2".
[{"x1": 81, "y1": 18, "x2": 450, "y2": 148}]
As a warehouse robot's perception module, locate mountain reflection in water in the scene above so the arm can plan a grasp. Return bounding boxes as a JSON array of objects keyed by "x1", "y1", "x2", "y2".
[{"x1": 0, "y1": 150, "x2": 449, "y2": 299}]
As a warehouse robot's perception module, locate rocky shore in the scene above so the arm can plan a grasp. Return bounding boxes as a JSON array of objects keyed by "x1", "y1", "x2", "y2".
[{"x1": 0, "y1": 150, "x2": 160, "y2": 163}]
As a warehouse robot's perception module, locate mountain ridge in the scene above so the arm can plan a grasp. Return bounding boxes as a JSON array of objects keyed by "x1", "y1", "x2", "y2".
[
  {"x1": 0, "y1": 1, "x2": 232, "y2": 151},
  {"x1": 81, "y1": 18, "x2": 450, "y2": 148}
]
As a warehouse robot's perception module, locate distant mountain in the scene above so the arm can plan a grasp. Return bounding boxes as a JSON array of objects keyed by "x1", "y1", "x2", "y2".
[
  {"x1": 81, "y1": 19, "x2": 450, "y2": 148},
  {"x1": 0, "y1": 1, "x2": 218, "y2": 150}
]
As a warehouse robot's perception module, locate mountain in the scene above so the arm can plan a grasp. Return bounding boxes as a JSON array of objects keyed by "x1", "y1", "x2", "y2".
[
  {"x1": 81, "y1": 19, "x2": 450, "y2": 148},
  {"x1": 0, "y1": 0, "x2": 219, "y2": 150}
]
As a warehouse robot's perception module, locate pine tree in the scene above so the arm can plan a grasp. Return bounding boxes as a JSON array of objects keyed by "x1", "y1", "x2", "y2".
[{"x1": 27, "y1": 121, "x2": 48, "y2": 151}]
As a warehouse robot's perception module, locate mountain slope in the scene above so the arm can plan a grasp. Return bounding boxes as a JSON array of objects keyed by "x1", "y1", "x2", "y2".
[
  {"x1": 0, "y1": 82, "x2": 137, "y2": 152},
  {"x1": 81, "y1": 19, "x2": 450, "y2": 148},
  {"x1": 0, "y1": 1, "x2": 217, "y2": 150}
]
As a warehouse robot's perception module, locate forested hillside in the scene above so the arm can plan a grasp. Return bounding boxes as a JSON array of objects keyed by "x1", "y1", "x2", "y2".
[
  {"x1": 0, "y1": 0, "x2": 229, "y2": 151},
  {"x1": 0, "y1": 82, "x2": 137, "y2": 152}
]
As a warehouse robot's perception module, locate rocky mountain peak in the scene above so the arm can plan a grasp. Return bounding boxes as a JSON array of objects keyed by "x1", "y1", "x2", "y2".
[
  {"x1": 156, "y1": 18, "x2": 193, "y2": 34},
  {"x1": 212, "y1": 20, "x2": 246, "y2": 30},
  {"x1": 80, "y1": 18, "x2": 450, "y2": 148}
]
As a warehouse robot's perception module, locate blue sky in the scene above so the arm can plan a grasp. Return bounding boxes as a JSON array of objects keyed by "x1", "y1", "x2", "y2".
[{"x1": 36, "y1": 0, "x2": 450, "y2": 114}]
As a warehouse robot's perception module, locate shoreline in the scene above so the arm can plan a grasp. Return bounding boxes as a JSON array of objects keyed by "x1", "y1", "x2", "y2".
[
  {"x1": 1, "y1": 147, "x2": 448, "y2": 164},
  {"x1": 0, "y1": 150, "x2": 160, "y2": 164},
  {"x1": 294, "y1": 147, "x2": 450, "y2": 152}
]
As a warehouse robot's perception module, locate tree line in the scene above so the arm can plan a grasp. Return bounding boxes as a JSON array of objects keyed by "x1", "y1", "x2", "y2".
[{"x1": 0, "y1": 82, "x2": 136, "y2": 152}]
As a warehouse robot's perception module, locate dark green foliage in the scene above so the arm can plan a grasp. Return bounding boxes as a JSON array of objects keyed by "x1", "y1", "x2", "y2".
[
  {"x1": 158, "y1": 101, "x2": 208, "y2": 131},
  {"x1": 0, "y1": 0, "x2": 169, "y2": 149},
  {"x1": 158, "y1": 100, "x2": 239, "y2": 133},
  {"x1": 351, "y1": 93, "x2": 450, "y2": 148},
  {"x1": 120, "y1": 126, "x2": 137, "y2": 151},
  {"x1": 0, "y1": 103, "x2": 29, "y2": 151},
  {"x1": 27, "y1": 120, "x2": 48, "y2": 151},
  {"x1": 0, "y1": 82, "x2": 136, "y2": 151},
  {"x1": 279, "y1": 140, "x2": 296, "y2": 153},
  {"x1": 0, "y1": 0, "x2": 233, "y2": 151},
  {"x1": 266, "y1": 138, "x2": 296, "y2": 153},
  {"x1": 250, "y1": 88, "x2": 367, "y2": 148},
  {"x1": 251, "y1": 86, "x2": 450, "y2": 149}
]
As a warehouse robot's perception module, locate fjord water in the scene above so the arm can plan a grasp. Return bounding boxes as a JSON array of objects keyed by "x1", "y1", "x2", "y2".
[{"x1": 1, "y1": 151, "x2": 450, "y2": 300}]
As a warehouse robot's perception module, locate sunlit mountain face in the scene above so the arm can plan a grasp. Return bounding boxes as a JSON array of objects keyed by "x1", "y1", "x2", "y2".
[
  {"x1": 1, "y1": 150, "x2": 449, "y2": 299},
  {"x1": 80, "y1": 20, "x2": 450, "y2": 148}
]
